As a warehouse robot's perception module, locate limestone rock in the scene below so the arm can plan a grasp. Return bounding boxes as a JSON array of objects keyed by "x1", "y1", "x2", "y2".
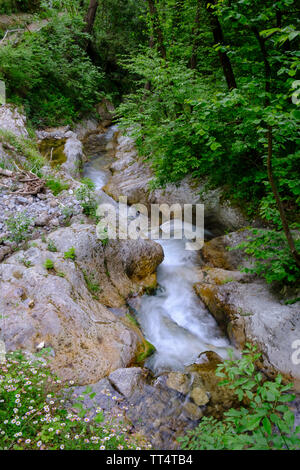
[
  {"x1": 0, "y1": 104, "x2": 28, "y2": 137},
  {"x1": 0, "y1": 245, "x2": 11, "y2": 261},
  {"x1": 61, "y1": 134, "x2": 83, "y2": 177},
  {"x1": 186, "y1": 351, "x2": 239, "y2": 419},
  {"x1": 103, "y1": 132, "x2": 255, "y2": 235},
  {"x1": 0, "y1": 224, "x2": 164, "y2": 384},
  {"x1": 69, "y1": 370, "x2": 202, "y2": 450},
  {"x1": 166, "y1": 372, "x2": 190, "y2": 395},
  {"x1": 96, "y1": 99, "x2": 115, "y2": 122},
  {"x1": 108, "y1": 367, "x2": 143, "y2": 397},
  {"x1": 74, "y1": 117, "x2": 100, "y2": 140},
  {"x1": 195, "y1": 231, "x2": 300, "y2": 390},
  {"x1": 183, "y1": 402, "x2": 203, "y2": 420},
  {"x1": 190, "y1": 387, "x2": 210, "y2": 406},
  {"x1": 37, "y1": 127, "x2": 83, "y2": 177}
]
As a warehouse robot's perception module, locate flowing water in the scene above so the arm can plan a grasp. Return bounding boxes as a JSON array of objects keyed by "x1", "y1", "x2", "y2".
[
  {"x1": 83, "y1": 127, "x2": 230, "y2": 375},
  {"x1": 137, "y1": 238, "x2": 229, "y2": 373}
]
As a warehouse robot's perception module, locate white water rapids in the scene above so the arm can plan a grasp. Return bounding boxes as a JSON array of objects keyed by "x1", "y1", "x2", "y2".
[
  {"x1": 137, "y1": 238, "x2": 229, "y2": 373},
  {"x1": 83, "y1": 127, "x2": 230, "y2": 374}
]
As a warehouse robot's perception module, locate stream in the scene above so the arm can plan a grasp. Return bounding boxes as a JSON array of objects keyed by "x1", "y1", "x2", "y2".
[{"x1": 83, "y1": 127, "x2": 230, "y2": 375}]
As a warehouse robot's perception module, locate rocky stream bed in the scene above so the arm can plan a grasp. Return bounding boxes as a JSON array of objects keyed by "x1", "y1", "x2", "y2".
[{"x1": 0, "y1": 103, "x2": 299, "y2": 449}]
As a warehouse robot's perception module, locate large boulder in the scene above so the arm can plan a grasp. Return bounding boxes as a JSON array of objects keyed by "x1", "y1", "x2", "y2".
[
  {"x1": 194, "y1": 231, "x2": 300, "y2": 390},
  {"x1": 103, "y1": 132, "x2": 254, "y2": 235},
  {"x1": 0, "y1": 224, "x2": 164, "y2": 384},
  {"x1": 0, "y1": 104, "x2": 28, "y2": 137}
]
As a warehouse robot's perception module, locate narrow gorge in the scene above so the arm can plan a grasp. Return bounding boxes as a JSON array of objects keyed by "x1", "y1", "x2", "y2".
[{"x1": 0, "y1": 0, "x2": 299, "y2": 453}]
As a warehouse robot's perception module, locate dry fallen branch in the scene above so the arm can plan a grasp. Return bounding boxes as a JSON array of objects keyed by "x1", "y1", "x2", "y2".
[
  {"x1": 0, "y1": 163, "x2": 45, "y2": 196},
  {"x1": 0, "y1": 28, "x2": 24, "y2": 45},
  {"x1": 0, "y1": 168, "x2": 14, "y2": 177}
]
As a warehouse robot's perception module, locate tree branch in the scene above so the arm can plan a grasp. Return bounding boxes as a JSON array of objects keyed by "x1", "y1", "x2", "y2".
[{"x1": 267, "y1": 126, "x2": 300, "y2": 267}]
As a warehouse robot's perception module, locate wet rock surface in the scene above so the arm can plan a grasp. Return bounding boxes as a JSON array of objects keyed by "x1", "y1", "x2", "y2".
[
  {"x1": 69, "y1": 368, "x2": 200, "y2": 450},
  {"x1": 1, "y1": 105, "x2": 299, "y2": 447},
  {"x1": 68, "y1": 351, "x2": 238, "y2": 449}
]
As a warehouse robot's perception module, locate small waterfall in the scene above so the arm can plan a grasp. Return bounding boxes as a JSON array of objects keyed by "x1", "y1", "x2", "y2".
[
  {"x1": 83, "y1": 126, "x2": 230, "y2": 375},
  {"x1": 136, "y1": 237, "x2": 229, "y2": 373}
]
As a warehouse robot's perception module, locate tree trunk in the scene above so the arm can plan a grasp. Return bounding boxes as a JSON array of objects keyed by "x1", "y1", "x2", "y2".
[
  {"x1": 84, "y1": 0, "x2": 99, "y2": 35},
  {"x1": 267, "y1": 126, "x2": 300, "y2": 267},
  {"x1": 189, "y1": 0, "x2": 201, "y2": 69},
  {"x1": 204, "y1": 0, "x2": 237, "y2": 90},
  {"x1": 147, "y1": 0, "x2": 166, "y2": 59},
  {"x1": 173, "y1": 0, "x2": 185, "y2": 31}
]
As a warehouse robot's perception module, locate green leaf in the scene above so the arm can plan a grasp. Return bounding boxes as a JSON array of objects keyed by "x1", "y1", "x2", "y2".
[{"x1": 262, "y1": 417, "x2": 272, "y2": 436}]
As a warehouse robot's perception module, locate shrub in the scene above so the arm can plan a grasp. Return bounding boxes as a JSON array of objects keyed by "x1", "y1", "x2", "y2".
[
  {"x1": 63, "y1": 247, "x2": 76, "y2": 261},
  {"x1": 0, "y1": 130, "x2": 45, "y2": 174},
  {"x1": 0, "y1": 351, "x2": 145, "y2": 450},
  {"x1": 178, "y1": 345, "x2": 300, "y2": 450},
  {"x1": 83, "y1": 270, "x2": 101, "y2": 297},
  {"x1": 231, "y1": 228, "x2": 300, "y2": 284},
  {"x1": 43, "y1": 258, "x2": 54, "y2": 270},
  {"x1": 45, "y1": 178, "x2": 69, "y2": 196},
  {"x1": 0, "y1": 13, "x2": 104, "y2": 127},
  {"x1": 76, "y1": 180, "x2": 97, "y2": 218},
  {"x1": 0, "y1": 1, "x2": 40, "y2": 14},
  {"x1": 47, "y1": 240, "x2": 58, "y2": 253},
  {"x1": 5, "y1": 212, "x2": 33, "y2": 243}
]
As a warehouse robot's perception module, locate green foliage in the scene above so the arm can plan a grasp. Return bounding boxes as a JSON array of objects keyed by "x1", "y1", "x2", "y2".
[
  {"x1": 80, "y1": 177, "x2": 96, "y2": 190},
  {"x1": 0, "y1": 0, "x2": 40, "y2": 14},
  {"x1": 60, "y1": 205, "x2": 74, "y2": 221},
  {"x1": 117, "y1": 0, "x2": 300, "y2": 285},
  {"x1": 125, "y1": 313, "x2": 140, "y2": 328},
  {"x1": 43, "y1": 258, "x2": 54, "y2": 270},
  {"x1": 0, "y1": 130, "x2": 45, "y2": 174},
  {"x1": 5, "y1": 212, "x2": 33, "y2": 243},
  {"x1": 178, "y1": 345, "x2": 300, "y2": 450},
  {"x1": 97, "y1": 224, "x2": 109, "y2": 246},
  {"x1": 19, "y1": 257, "x2": 33, "y2": 268},
  {"x1": 231, "y1": 228, "x2": 300, "y2": 284},
  {"x1": 0, "y1": 13, "x2": 104, "y2": 126},
  {"x1": 118, "y1": 53, "x2": 299, "y2": 219},
  {"x1": 45, "y1": 178, "x2": 69, "y2": 196},
  {"x1": 83, "y1": 270, "x2": 101, "y2": 297},
  {"x1": 0, "y1": 351, "x2": 146, "y2": 450},
  {"x1": 75, "y1": 179, "x2": 98, "y2": 218},
  {"x1": 135, "y1": 340, "x2": 156, "y2": 365},
  {"x1": 92, "y1": 0, "x2": 148, "y2": 96},
  {"x1": 47, "y1": 239, "x2": 58, "y2": 253},
  {"x1": 63, "y1": 246, "x2": 76, "y2": 261}
]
